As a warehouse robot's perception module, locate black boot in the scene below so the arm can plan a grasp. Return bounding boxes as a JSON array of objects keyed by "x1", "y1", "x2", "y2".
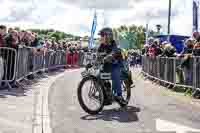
[{"x1": 114, "y1": 96, "x2": 128, "y2": 107}]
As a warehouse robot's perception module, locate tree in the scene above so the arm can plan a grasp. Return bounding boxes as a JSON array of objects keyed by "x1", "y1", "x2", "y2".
[
  {"x1": 14, "y1": 27, "x2": 20, "y2": 31},
  {"x1": 114, "y1": 24, "x2": 146, "y2": 49},
  {"x1": 27, "y1": 28, "x2": 80, "y2": 41}
]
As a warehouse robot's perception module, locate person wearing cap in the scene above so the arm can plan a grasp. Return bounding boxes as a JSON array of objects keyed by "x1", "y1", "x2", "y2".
[
  {"x1": 97, "y1": 27, "x2": 129, "y2": 106},
  {"x1": 160, "y1": 43, "x2": 176, "y2": 57},
  {"x1": 141, "y1": 44, "x2": 149, "y2": 55},
  {"x1": 192, "y1": 31, "x2": 200, "y2": 41},
  {"x1": 153, "y1": 39, "x2": 163, "y2": 56}
]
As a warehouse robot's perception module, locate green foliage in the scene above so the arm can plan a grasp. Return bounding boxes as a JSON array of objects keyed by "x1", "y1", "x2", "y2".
[
  {"x1": 28, "y1": 29, "x2": 80, "y2": 41},
  {"x1": 114, "y1": 24, "x2": 147, "y2": 49},
  {"x1": 14, "y1": 27, "x2": 20, "y2": 31}
]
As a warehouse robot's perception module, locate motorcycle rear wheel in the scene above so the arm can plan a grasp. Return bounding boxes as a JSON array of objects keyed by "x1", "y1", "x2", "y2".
[{"x1": 121, "y1": 80, "x2": 131, "y2": 105}]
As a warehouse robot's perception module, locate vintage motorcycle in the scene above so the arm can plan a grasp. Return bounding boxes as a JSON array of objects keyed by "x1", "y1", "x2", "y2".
[{"x1": 77, "y1": 51, "x2": 133, "y2": 115}]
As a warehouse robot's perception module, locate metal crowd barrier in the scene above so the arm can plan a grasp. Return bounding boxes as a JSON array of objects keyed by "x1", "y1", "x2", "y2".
[
  {"x1": 0, "y1": 47, "x2": 70, "y2": 87},
  {"x1": 0, "y1": 47, "x2": 17, "y2": 83},
  {"x1": 78, "y1": 50, "x2": 85, "y2": 67},
  {"x1": 0, "y1": 46, "x2": 90, "y2": 89},
  {"x1": 16, "y1": 47, "x2": 30, "y2": 80},
  {"x1": 82, "y1": 52, "x2": 96, "y2": 66},
  {"x1": 142, "y1": 56, "x2": 200, "y2": 91}
]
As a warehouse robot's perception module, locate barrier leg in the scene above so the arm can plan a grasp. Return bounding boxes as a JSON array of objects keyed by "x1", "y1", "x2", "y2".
[
  {"x1": 15, "y1": 81, "x2": 26, "y2": 90},
  {"x1": 73, "y1": 53, "x2": 79, "y2": 68},
  {"x1": 19, "y1": 78, "x2": 32, "y2": 85},
  {"x1": 65, "y1": 52, "x2": 68, "y2": 68}
]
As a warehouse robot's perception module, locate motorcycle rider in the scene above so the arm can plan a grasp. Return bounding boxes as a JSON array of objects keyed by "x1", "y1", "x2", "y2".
[{"x1": 97, "y1": 27, "x2": 128, "y2": 106}]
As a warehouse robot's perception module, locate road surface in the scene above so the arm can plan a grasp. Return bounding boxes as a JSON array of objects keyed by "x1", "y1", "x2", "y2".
[{"x1": 48, "y1": 68, "x2": 200, "y2": 133}]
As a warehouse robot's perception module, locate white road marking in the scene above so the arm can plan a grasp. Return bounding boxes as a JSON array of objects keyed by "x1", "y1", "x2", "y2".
[
  {"x1": 156, "y1": 118, "x2": 200, "y2": 133},
  {"x1": 34, "y1": 69, "x2": 80, "y2": 133}
]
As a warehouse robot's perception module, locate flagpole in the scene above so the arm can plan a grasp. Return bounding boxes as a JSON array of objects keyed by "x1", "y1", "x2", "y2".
[
  {"x1": 167, "y1": 0, "x2": 171, "y2": 42},
  {"x1": 89, "y1": 9, "x2": 97, "y2": 49}
]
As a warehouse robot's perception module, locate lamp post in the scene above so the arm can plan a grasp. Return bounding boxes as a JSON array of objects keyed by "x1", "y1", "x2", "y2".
[
  {"x1": 145, "y1": 12, "x2": 151, "y2": 45},
  {"x1": 168, "y1": 0, "x2": 171, "y2": 41},
  {"x1": 168, "y1": 0, "x2": 171, "y2": 35},
  {"x1": 193, "y1": 0, "x2": 199, "y2": 32}
]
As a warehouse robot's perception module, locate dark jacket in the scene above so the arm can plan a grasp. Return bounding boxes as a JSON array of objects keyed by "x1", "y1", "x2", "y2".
[
  {"x1": 193, "y1": 48, "x2": 200, "y2": 56},
  {"x1": 160, "y1": 46, "x2": 176, "y2": 57},
  {"x1": 98, "y1": 41, "x2": 116, "y2": 54},
  {"x1": 0, "y1": 34, "x2": 6, "y2": 47},
  {"x1": 4, "y1": 34, "x2": 18, "y2": 49},
  {"x1": 97, "y1": 40, "x2": 120, "y2": 72}
]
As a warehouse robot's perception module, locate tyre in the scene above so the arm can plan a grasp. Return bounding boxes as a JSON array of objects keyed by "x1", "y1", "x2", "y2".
[
  {"x1": 0, "y1": 57, "x2": 4, "y2": 81},
  {"x1": 121, "y1": 80, "x2": 131, "y2": 105},
  {"x1": 77, "y1": 76, "x2": 105, "y2": 115}
]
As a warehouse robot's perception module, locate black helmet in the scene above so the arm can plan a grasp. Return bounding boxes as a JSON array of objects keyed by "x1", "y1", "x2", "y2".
[
  {"x1": 98, "y1": 27, "x2": 113, "y2": 37},
  {"x1": 98, "y1": 27, "x2": 114, "y2": 44}
]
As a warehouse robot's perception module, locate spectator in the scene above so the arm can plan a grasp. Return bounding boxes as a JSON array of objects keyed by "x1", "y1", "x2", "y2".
[
  {"x1": 146, "y1": 37, "x2": 155, "y2": 56},
  {"x1": 179, "y1": 38, "x2": 194, "y2": 57},
  {"x1": 62, "y1": 41, "x2": 68, "y2": 51},
  {"x1": 160, "y1": 43, "x2": 176, "y2": 57},
  {"x1": 18, "y1": 30, "x2": 25, "y2": 45},
  {"x1": 0, "y1": 25, "x2": 7, "y2": 47},
  {"x1": 154, "y1": 39, "x2": 163, "y2": 56},
  {"x1": 148, "y1": 43, "x2": 157, "y2": 57},
  {"x1": 179, "y1": 39, "x2": 194, "y2": 85},
  {"x1": 141, "y1": 44, "x2": 149, "y2": 55},
  {"x1": 22, "y1": 31, "x2": 33, "y2": 46},
  {"x1": 193, "y1": 36, "x2": 200, "y2": 56},
  {"x1": 192, "y1": 31, "x2": 200, "y2": 42},
  {"x1": 2, "y1": 30, "x2": 19, "y2": 87},
  {"x1": 31, "y1": 33, "x2": 40, "y2": 47},
  {"x1": 8, "y1": 28, "x2": 13, "y2": 34},
  {"x1": 5, "y1": 30, "x2": 19, "y2": 49}
]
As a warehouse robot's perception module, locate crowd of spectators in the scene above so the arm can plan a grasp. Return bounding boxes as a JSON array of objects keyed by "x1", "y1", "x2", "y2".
[
  {"x1": 141, "y1": 38, "x2": 176, "y2": 57},
  {"x1": 141, "y1": 32, "x2": 200, "y2": 97},
  {"x1": 0, "y1": 25, "x2": 83, "y2": 52},
  {"x1": 127, "y1": 49, "x2": 142, "y2": 67},
  {"x1": 142, "y1": 32, "x2": 200, "y2": 58},
  {"x1": 0, "y1": 25, "x2": 85, "y2": 88}
]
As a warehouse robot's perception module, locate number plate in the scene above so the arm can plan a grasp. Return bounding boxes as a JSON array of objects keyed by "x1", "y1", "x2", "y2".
[{"x1": 100, "y1": 73, "x2": 111, "y2": 80}]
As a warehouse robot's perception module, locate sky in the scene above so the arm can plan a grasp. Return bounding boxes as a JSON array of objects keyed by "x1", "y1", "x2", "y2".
[{"x1": 0, "y1": 0, "x2": 195, "y2": 37}]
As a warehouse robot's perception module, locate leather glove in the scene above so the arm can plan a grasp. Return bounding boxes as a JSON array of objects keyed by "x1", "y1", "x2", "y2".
[{"x1": 104, "y1": 54, "x2": 113, "y2": 63}]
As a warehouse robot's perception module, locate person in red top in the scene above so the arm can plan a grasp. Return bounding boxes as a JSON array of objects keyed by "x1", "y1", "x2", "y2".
[
  {"x1": 148, "y1": 45, "x2": 156, "y2": 57},
  {"x1": 72, "y1": 44, "x2": 79, "y2": 67},
  {"x1": 193, "y1": 31, "x2": 200, "y2": 41},
  {"x1": 147, "y1": 38, "x2": 156, "y2": 57},
  {"x1": 0, "y1": 25, "x2": 7, "y2": 47}
]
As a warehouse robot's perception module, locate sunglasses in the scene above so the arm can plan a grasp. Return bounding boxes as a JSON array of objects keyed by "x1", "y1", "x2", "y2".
[{"x1": 100, "y1": 33, "x2": 107, "y2": 37}]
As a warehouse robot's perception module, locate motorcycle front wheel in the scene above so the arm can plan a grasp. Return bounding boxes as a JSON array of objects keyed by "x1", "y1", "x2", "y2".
[{"x1": 77, "y1": 76, "x2": 105, "y2": 115}]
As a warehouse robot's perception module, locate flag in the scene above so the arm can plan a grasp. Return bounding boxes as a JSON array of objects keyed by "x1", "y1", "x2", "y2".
[
  {"x1": 89, "y1": 11, "x2": 97, "y2": 49},
  {"x1": 193, "y1": 0, "x2": 199, "y2": 32}
]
